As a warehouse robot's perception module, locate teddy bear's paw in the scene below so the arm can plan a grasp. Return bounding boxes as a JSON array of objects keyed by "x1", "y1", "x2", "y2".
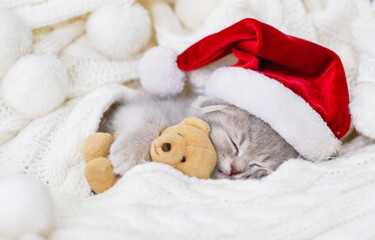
[
  {"x1": 84, "y1": 157, "x2": 117, "y2": 193},
  {"x1": 82, "y1": 133, "x2": 114, "y2": 163}
]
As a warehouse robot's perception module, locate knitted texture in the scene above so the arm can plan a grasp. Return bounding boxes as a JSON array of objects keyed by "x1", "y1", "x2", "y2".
[
  {"x1": 1, "y1": 0, "x2": 375, "y2": 239},
  {"x1": 50, "y1": 145, "x2": 375, "y2": 239},
  {"x1": 3, "y1": 0, "x2": 135, "y2": 29},
  {"x1": 0, "y1": 93, "x2": 31, "y2": 145},
  {"x1": 33, "y1": 17, "x2": 86, "y2": 55}
]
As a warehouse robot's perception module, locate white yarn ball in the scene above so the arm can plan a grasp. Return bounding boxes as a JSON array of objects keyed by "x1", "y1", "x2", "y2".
[
  {"x1": 0, "y1": 174, "x2": 54, "y2": 239},
  {"x1": 2, "y1": 54, "x2": 69, "y2": 119},
  {"x1": 0, "y1": 9, "x2": 32, "y2": 78},
  {"x1": 86, "y1": 4, "x2": 152, "y2": 60},
  {"x1": 139, "y1": 47, "x2": 186, "y2": 98},
  {"x1": 175, "y1": 0, "x2": 222, "y2": 30}
]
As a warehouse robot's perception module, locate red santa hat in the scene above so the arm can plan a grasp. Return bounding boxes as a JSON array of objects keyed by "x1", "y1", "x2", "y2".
[{"x1": 139, "y1": 18, "x2": 351, "y2": 161}]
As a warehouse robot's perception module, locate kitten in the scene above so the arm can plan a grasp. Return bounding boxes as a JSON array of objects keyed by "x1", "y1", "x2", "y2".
[
  {"x1": 101, "y1": 95, "x2": 299, "y2": 180},
  {"x1": 197, "y1": 97, "x2": 299, "y2": 179}
]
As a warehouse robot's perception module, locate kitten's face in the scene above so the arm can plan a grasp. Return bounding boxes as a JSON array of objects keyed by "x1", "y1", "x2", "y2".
[{"x1": 196, "y1": 97, "x2": 299, "y2": 180}]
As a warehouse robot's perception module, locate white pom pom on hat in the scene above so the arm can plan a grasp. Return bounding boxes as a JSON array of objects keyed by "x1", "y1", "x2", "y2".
[
  {"x1": 0, "y1": 174, "x2": 55, "y2": 239},
  {"x1": 0, "y1": 9, "x2": 32, "y2": 78},
  {"x1": 2, "y1": 54, "x2": 69, "y2": 119},
  {"x1": 139, "y1": 47, "x2": 186, "y2": 98},
  {"x1": 86, "y1": 4, "x2": 152, "y2": 60}
]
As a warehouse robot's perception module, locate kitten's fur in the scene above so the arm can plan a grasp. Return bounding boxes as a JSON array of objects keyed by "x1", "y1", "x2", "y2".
[{"x1": 101, "y1": 96, "x2": 299, "y2": 179}]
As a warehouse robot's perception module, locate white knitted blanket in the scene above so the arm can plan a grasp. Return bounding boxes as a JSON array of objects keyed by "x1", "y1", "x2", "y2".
[{"x1": 1, "y1": 0, "x2": 375, "y2": 239}]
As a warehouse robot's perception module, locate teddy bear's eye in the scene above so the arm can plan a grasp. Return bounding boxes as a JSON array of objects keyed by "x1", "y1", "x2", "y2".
[
  {"x1": 181, "y1": 156, "x2": 186, "y2": 162},
  {"x1": 161, "y1": 143, "x2": 171, "y2": 152}
]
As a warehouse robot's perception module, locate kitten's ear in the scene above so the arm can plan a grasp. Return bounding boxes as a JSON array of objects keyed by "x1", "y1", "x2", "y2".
[{"x1": 193, "y1": 96, "x2": 232, "y2": 114}]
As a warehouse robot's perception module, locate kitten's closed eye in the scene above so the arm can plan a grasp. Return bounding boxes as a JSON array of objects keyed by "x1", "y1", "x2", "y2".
[{"x1": 227, "y1": 133, "x2": 239, "y2": 156}]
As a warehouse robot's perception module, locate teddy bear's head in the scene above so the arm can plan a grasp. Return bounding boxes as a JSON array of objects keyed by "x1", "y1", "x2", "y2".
[{"x1": 150, "y1": 117, "x2": 217, "y2": 179}]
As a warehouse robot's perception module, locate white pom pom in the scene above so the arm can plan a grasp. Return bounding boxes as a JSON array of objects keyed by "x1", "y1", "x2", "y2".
[
  {"x1": 175, "y1": 0, "x2": 221, "y2": 30},
  {"x1": 86, "y1": 4, "x2": 152, "y2": 60},
  {"x1": 0, "y1": 9, "x2": 32, "y2": 78},
  {"x1": 139, "y1": 47, "x2": 186, "y2": 98},
  {"x1": 2, "y1": 54, "x2": 69, "y2": 118},
  {"x1": 0, "y1": 174, "x2": 54, "y2": 239}
]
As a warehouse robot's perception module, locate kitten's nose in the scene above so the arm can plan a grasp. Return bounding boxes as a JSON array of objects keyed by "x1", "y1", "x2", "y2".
[{"x1": 230, "y1": 165, "x2": 241, "y2": 175}]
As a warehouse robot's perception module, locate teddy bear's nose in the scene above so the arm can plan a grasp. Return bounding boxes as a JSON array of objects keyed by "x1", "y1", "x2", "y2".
[{"x1": 161, "y1": 143, "x2": 171, "y2": 152}]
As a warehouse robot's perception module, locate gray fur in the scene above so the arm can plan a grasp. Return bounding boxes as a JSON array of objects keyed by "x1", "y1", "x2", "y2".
[
  {"x1": 195, "y1": 97, "x2": 299, "y2": 179},
  {"x1": 103, "y1": 95, "x2": 299, "y2": 179}
]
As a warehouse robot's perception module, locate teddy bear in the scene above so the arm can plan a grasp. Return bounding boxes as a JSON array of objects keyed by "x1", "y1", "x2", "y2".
[
  {"x1": 82, "y1": 117, "x2": 217, "y2": 193},
  {"x1": 151, "y1": 117, "x2": 217, "y2": 179}
]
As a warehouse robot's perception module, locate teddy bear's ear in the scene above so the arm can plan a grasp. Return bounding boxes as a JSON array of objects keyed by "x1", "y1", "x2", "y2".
[{"x1": 181, "y1": 117, "x2": 210, "y2": 135}]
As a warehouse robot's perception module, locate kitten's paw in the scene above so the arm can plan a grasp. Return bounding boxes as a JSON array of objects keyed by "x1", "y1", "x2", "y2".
[
  {"x1": 108, "y1": 141, "x2": 136, "y2": 176},
  {"x1": 108, "y1": 153, "x2": 131, "y2": 176},
  {"x1": 247, "y1": 165, "x2": 272, "y2": 179},
  {"x1": 108, "y1": 136, "x2": 150, "y2": 176}
]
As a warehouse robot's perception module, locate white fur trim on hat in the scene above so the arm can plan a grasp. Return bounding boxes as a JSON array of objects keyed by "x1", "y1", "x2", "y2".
[
  {"x1": 139, "y1": 46, "x2": 186, "y2": 97},
  {"x1": 350, "y1": 83, "x2": 375, "y2": 139},
  {"x1": 349, "y1": 58, "x2": 375, "y2": 139},
  {"x1": 205, "y1": 67, "x2": 341, "y2": 161}
]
